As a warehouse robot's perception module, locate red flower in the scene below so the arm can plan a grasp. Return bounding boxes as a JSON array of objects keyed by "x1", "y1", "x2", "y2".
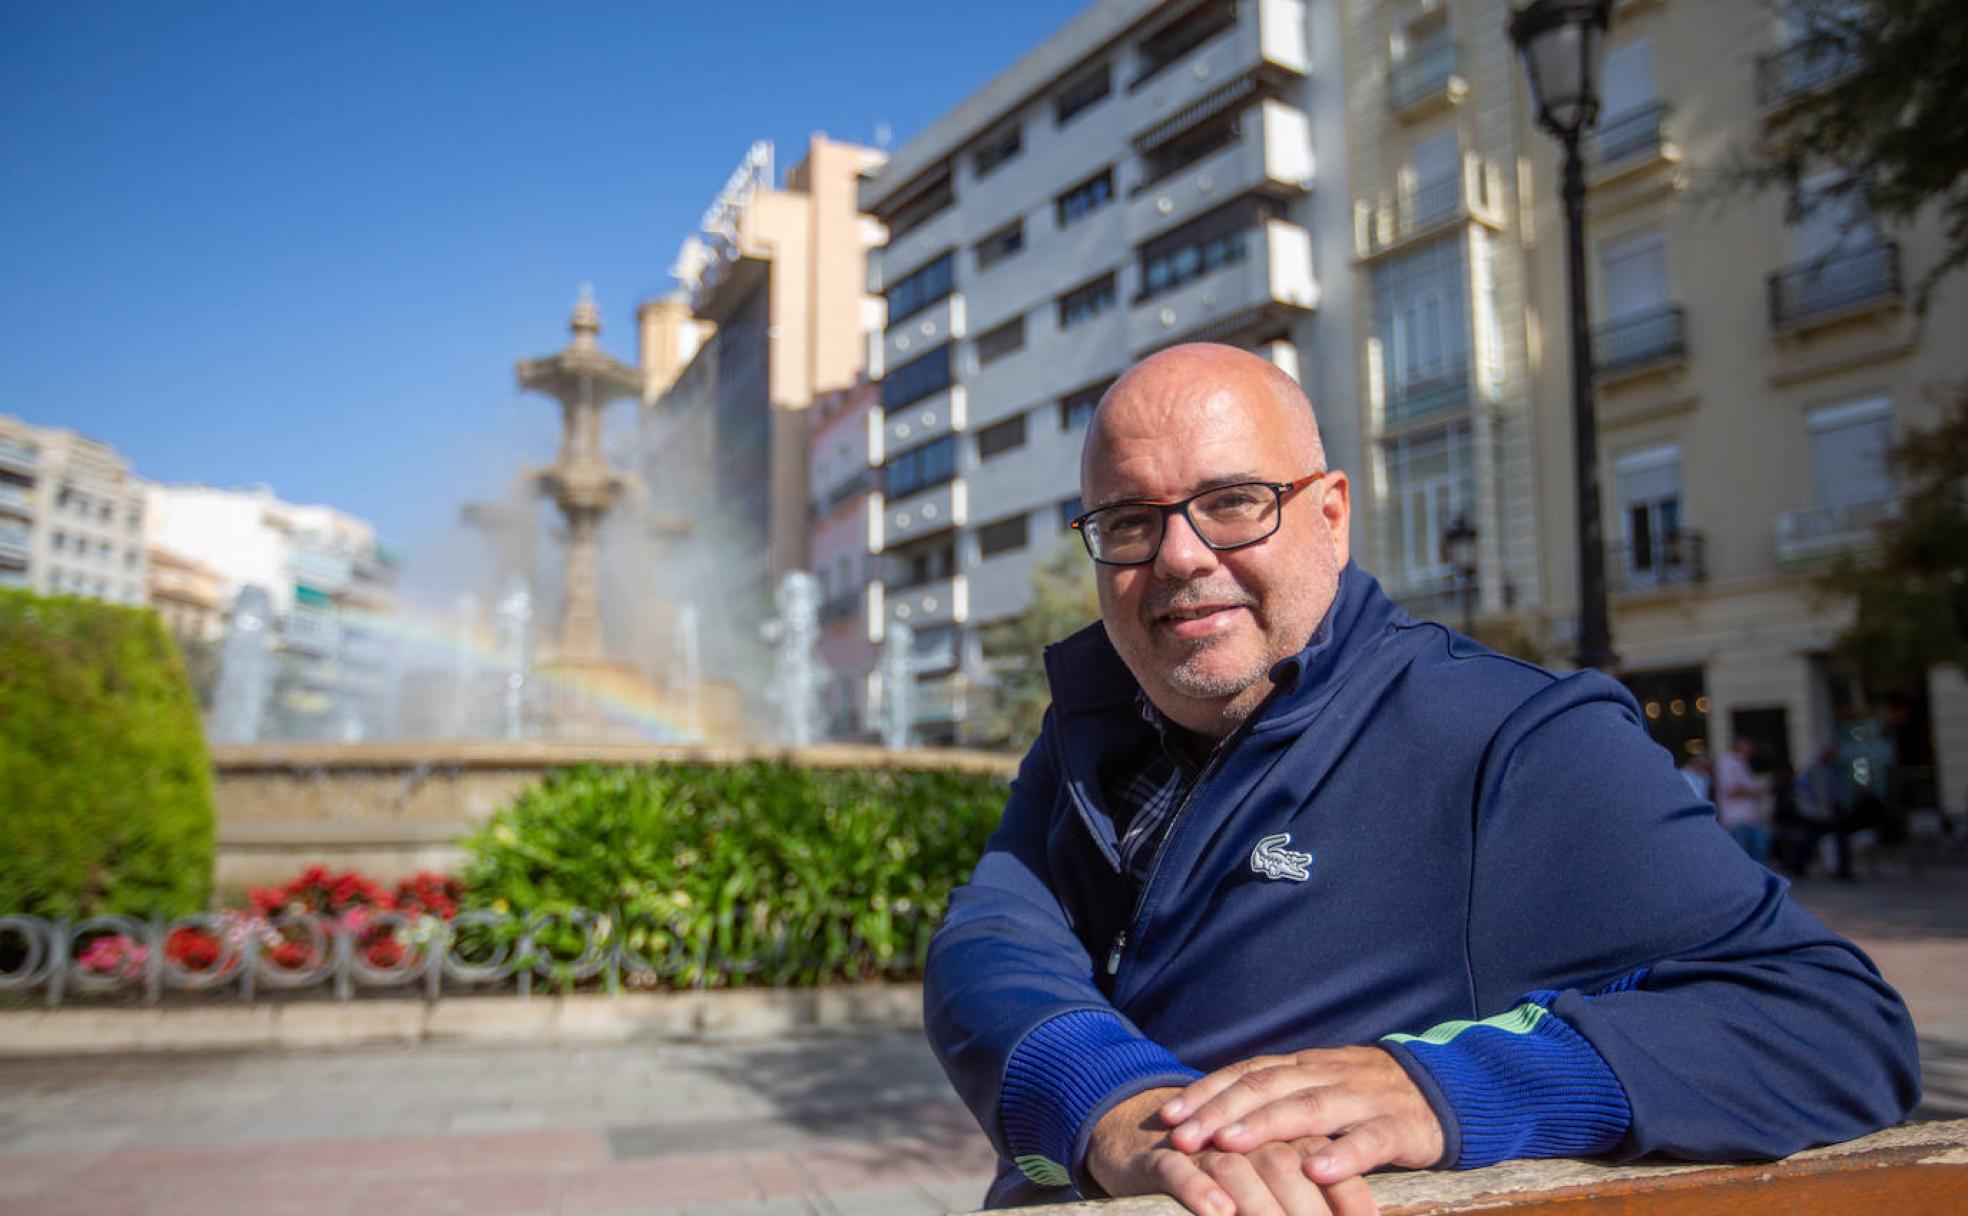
[{"x1": 166, "y1": 927, "x2": 221, "y2": 971}]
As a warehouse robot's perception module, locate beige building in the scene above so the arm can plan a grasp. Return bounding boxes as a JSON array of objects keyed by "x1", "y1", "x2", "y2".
[
  {"x1": 637, "y1": 134, "x2": 888, "y2": 731},
  {"x1": 0, "y1": 414, "x2": 148, "y2": 605},
  {"x1": 1343, "y1": 0, "x2": 1968, "y2": 803},
  {"x1": 147, "y1": 546, "x2": 228, "y2": 642}
]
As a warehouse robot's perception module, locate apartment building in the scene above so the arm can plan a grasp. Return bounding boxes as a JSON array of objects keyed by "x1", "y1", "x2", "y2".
[
  {"x1": 858, "y1": 0, "x2": 1357, "y2": 744},
  {"x1": 639, "y1": 135, "x2": 887, "y2": 735},
  {"x1": 145, "y1": 483, "x2": 402, "y2": 741},
  {"x1": 0, "y1": 414, "x2": 148, "y2": 605},
  {"x1": 1344, "y1": 0, "x2": 1968, "y2": 801}
]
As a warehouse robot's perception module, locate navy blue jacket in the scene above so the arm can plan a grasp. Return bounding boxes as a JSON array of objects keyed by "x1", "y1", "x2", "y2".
[{"x1": 924, "y1": 566, "x2": 1919, "y2": 1207}]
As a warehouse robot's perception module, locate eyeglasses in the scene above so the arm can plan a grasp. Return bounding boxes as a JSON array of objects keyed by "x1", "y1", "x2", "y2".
[{"x1": 1069, "y1": 473, "x2": 1325, "y2": 566}]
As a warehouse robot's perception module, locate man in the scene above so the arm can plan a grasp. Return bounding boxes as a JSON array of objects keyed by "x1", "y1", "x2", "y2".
[
  {"x1": 924, "y1": 345, "x2": 1917, "y2": 1214},
  {"x1": 1797, "y1": 743, "x2": 1853, "y2": 880},
  {"x1": 1714, "y1": 736, "x2": 1769, "y2": 863}
]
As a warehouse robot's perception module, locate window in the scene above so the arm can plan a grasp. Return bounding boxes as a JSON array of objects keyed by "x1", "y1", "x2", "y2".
[
  {"x1": 1372, "y1": 237, "x2": 1471, "y2": 411},
  {"x1": 973, "y1": 122, "x2": 1023, "y2": 178},
  {"x1": 1055, "y1": 62, "x2": 1112, "y2": 125},
  {"x1": 1601, "y1": 38, "x2": 1657, "y2": 122},
  {"x1": 1056, "y1": 169, "x2": 1114, "y2": 227},
  {"x1": 1381, "y1": 422, "x2": 1475, "y2": 586},
  {"x1": 885, "y1": 434, "x2": 958, "y2": 500},
  {"x1": 1059, "y1": 381, "x2": 1111, "y2": 429},
  {"x1": 885, "y1": 171, "x2": 955, "y2": 241},
  {"x1": 1615, "y1": 445, "x2": 1683, "y2": 575},
  {"x1": 1601, "y1": 229, "x2": 1668, "y2": 320},
  {"x1": 978, "y1": 513, "x2": 1030, "y2": 558},
  {"x1": 1141, "y1": 109, "x2": 1242, "y2": 187},
  {"x1": 52, "y1": 530, "x2": 66, "y2": 551},
  {"x1": 1791, "y1": 172, "x2": 1880, "y2": 261},
  {"x1": 1057, "y1": 273, "x2": 1118, "y2": 329},
  {"x1": 1139, "y1": 195, "x2": 1279, "y2": 300},
  {"x1": 1133, "y1": 0, "x2": 1236, "y2": 88},
  {"x1": 975, "y1": 220, "x2": 1025, "y2": 270},
  {"x1": 1058, "y1": 496, "x2": 1085, "y2": 528},
  {"x1": 975, "y1": 316, "x2": 1026, "y2": 365},
  {"x1": 882, "y1": 344, "x2": 953, "y2": 410},
  {"x1": 977, "y1": 413, "x2": 1028, "y2": 460},
  {"x1": 888, "y1": 535, "x2": 956, "y2": 589},
  {"x1": 886, "y1": 252, "x2": 955, "y2": 325},
  {"x1": 1807, "y1": 398, "x2": 1895, "y2": 507}
]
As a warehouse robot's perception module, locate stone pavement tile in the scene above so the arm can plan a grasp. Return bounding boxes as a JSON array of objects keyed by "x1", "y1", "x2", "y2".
[
  {"x1": 559, "y1": 1155, "x2": 760, "y2": 1213},
  {"x1": 0, "y1": 1148, "x2": 115, "y2": 1199},
  {"x1": 789, "y1": 1141, "x2": 947, "y2": 1195},
  {"x1": 266, "y1": 1131, "x2": 458, "y2": 1174},
  {"x1": 916, "y1": 1173, "x2": 993, "y2": 1214},
  {"x1": 356, "y1": 1167, "x2": 557, "y2": 1216},
  {"x1": 0, "y1": 1184, "x2": 149, "y2": 1216},
  {"x1": 809, "y1": 1182, "x2": 951, "y2": 1216},
  {"x1": 685, "y1": 1197, "x2": 821, "y2": 1216},
  {"x1": 448, "y1": 1127, "x2": 614, "y2": 1170},
  {"x1": 742, "y1": 1149, "x2": 813, "y2": 1198},
  {"x1": 146, "y1": 1174, "x2": 362, "y2": 1216}
]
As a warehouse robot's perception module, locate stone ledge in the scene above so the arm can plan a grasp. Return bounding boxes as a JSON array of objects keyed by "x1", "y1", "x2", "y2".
[
  {"x1": 1016, "y1": 1118, "x2": 1968, "y2": 1215},
  {"x1": 0, "y1": 982, "x2": 925, "y2": 1056}
]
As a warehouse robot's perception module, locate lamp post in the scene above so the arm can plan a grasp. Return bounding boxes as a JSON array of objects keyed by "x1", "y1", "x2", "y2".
[
  {"x1": 1510, "y1": 0, "x2": 1618, "y2": 672},
  {"x1": 1442, "y1": 514, "x2": 1478, "y2": 636}
]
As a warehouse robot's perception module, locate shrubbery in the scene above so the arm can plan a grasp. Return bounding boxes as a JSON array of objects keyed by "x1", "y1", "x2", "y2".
[
  {"x1": 0, "y1": 590, "x2": 214, "y2": 920},
  {"x1": 458, "y1": 761, "x2": 1009, "y2": 987}
]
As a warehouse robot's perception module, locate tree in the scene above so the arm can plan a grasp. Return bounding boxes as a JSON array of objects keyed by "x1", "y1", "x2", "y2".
[
  {"x1": 972, "y1": 537, "x2": 1102, "y2": 751},
  {"x1": 1741, "y1": 0, "x2": 1968, "y2": 311},
  {"x1": 1818, "y1": 382, "x2": 1968, "y2": 692}
]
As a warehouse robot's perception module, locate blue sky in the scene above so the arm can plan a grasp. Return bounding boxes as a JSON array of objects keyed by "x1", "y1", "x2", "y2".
[{"x1": 0, "y1": 1, "x2": 1076, "y2": 581}]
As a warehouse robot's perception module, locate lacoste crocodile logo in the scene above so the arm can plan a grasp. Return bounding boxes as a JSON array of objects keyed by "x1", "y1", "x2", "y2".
[{"x1": 1250, "y1": 833, "x2": 1314, "y2": 882}]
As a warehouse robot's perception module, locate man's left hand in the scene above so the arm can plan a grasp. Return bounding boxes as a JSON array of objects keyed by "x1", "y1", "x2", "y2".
[{"x1": 1159, "y1": 1046, "x2": 1445, "y2": 1186}]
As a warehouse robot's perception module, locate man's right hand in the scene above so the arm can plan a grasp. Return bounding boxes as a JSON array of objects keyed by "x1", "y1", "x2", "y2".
[{"x1": 1086, "y1": 1088, "x2": 1379, "y2": 1216}]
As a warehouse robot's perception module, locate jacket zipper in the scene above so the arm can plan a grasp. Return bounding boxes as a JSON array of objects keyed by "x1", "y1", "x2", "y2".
[{"x1": 1104, "y1": 735, "x2": 1236, "y2": 977}]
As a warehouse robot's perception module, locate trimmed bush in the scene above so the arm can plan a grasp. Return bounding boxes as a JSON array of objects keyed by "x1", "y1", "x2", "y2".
[
  {"x1": 0, "y1": 590, "x2": 215, "y2": 919},
  {"x1": 458, "y1": 761, "x2": 1009, "y2": 987}
]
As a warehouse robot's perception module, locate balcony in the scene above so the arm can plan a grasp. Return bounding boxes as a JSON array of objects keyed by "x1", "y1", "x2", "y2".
[
  {"x1": 0, "y1": 481, "x2": 32, "y2": 518},
  {"x1": 288, "y1": 549, "x2": 352, "y2": 596},
  {"x1": 1126, "y1": 218, "x2": 1318, "y2": 353},
  {"x1": 1768, "y1": 241, "x2": 1902, "y2": 332},
  {"x1": 1594, "y1": 305, "x2": 1686, "y2": 377},
  {"x1": 1128, "y1": 99, "x2": 1313, "y2": 242},
  {"x1": 0, "y1": 438, "x2": 37, "y2": 476},
  {"x1": 1609, "y1": 530, "x2": 1706, "y2": 595},
  {"x1": 1775, "y1": 497, "x2": 1898, "y2": 565},
  {"x1": 1587, "y1": 102, "x2": 1673, "y2": 176},
  {"x1": 884, "y1": 386, "x2": 962, "y2": 452},
  {"x1": 281, "y1": 604, "x2": 341, "y2": 655},
  {"x1": 881, "y1": 480, "x2": 964, "y2": 548},
  {"x1": 1356, "y1": 155, "x2": 1502, "y2": 258},
  {"x1": 909, "y1": 675, "x2": 964, "y2": 726},
  {"x1": 1129, "y1": 0, "x2": 1309, "y2": 132},
  {"x1": 1382, "y1": 359, "x2": 1474, "y2": 429},
  {"x1": 820, "y1": 468, "x2": 875, "y2": 515},
  {"x1": 884, "y1": 294, "x2": 963, "y2": 370},
  {"x1": 1387, "y1": 40, "x2": 1464, "y2": 118},
  {"x1": 0, "y1": 525, "x2": 28, "y2": 566},
  {"x1": 887, "y1": 574, "x2": 965, "y2": 632},
  {"x1": 1757, "y1": 40, "x2": 1859, "y2": 109}
]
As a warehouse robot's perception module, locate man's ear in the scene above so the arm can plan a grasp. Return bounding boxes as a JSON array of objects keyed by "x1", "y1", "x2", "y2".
[{"x1": 1320, "y1": 470, "x2": 1351, "y2": 566}]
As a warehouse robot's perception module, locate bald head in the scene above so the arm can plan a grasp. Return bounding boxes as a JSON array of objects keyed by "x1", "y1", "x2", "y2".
[{"x1": 1081, "y1": 344, "x2": 1325, "y2": 489}]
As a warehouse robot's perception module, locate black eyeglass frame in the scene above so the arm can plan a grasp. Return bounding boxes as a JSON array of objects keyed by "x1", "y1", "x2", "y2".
[{"x1": 1068, "y1": 472, "x2": 1326, "y2": 566}]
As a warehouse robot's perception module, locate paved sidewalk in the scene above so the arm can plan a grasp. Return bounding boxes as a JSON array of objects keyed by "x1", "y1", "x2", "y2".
[{"x1": 0, "y1": 1032, "x2": 997, "y2": 1216}]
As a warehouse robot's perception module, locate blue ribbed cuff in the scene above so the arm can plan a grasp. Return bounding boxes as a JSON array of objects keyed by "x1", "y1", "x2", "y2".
[
  {"x1": 1002, "y1": 1009, "x2": 1202, "y2": 1193},
  {"x1": 1382, "y1": 992, "x2": 1631, "y2": 1169}
]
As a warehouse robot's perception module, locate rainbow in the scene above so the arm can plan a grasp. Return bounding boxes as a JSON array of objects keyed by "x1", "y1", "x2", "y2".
[{"x1": 340, "y1": 604, "x2": 706, "y2": 742}]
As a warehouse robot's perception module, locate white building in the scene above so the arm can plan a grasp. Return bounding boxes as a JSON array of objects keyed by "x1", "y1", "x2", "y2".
[
  {"x1": 0, "y1": 414, "x2": 149, "y2": 605},
  {"x1": 145, "y1": 483, "x2": 402, "y2": 741},
  {"x1": 857, "y1": 0, "x2": 1358, "y2": 744}
]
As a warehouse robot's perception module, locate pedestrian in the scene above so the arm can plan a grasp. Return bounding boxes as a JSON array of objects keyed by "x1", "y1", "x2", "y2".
[
  {"x1": 925, "y1": 344, "x2": 1917, "y2": 1213},
  {"x1": 1714, "y1": 736, "x2": 1769, "y2": 864},
  {"x1": 1678, "y1": 752, "x2": 1712, "y2": 802},
  {"x1": 1797, "y1": 744, "x2": 1851, "y2": 880}
]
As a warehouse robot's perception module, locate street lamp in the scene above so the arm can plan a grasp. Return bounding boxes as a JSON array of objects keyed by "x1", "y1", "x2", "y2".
[
  {"x1": 1510, "y1": 0, "x2": 1619, "y2": 672},
  {"x1": 1442, "y1": 514, "x2": 1478, "y2": 636}
]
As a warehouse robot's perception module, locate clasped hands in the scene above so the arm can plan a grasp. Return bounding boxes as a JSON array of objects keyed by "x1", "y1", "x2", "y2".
[{"x1": 1085, "y1": 1046, "x2": 1444, "y2": 1216}]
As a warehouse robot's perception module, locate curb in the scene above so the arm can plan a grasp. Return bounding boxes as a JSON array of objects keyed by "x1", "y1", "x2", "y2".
[{"x1": 0, "y1": 982, "x2": 925, "y2": 1056}]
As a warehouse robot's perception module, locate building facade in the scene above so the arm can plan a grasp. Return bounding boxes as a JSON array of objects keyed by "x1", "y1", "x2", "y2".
[
  {"x1": 1343, "y1": 0, "x2": 1968, "y2": 802},
  {"x1": 638, "y1": 134, "x2": 888, "y2": 737},
  {"x1": 0, "y1": 414, "x2": 149, "y2": 605},
  {"x1": 858, "y1": 0, "x2": 1359, "y2": 744},
  {"x1": 807, "y1": 378, "x2": 882, "y2": 739},
  {"x1": 145, "y1": 484, "x2": 402, "y2": 741}
]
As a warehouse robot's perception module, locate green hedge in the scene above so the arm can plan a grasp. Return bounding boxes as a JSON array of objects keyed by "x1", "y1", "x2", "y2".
[
  {"x1": 0, "y1": 590, "x2": 215, "y2": 919},
  {"x1": 458, "y1": 761, "x2": 1009, "y2": 987}
]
